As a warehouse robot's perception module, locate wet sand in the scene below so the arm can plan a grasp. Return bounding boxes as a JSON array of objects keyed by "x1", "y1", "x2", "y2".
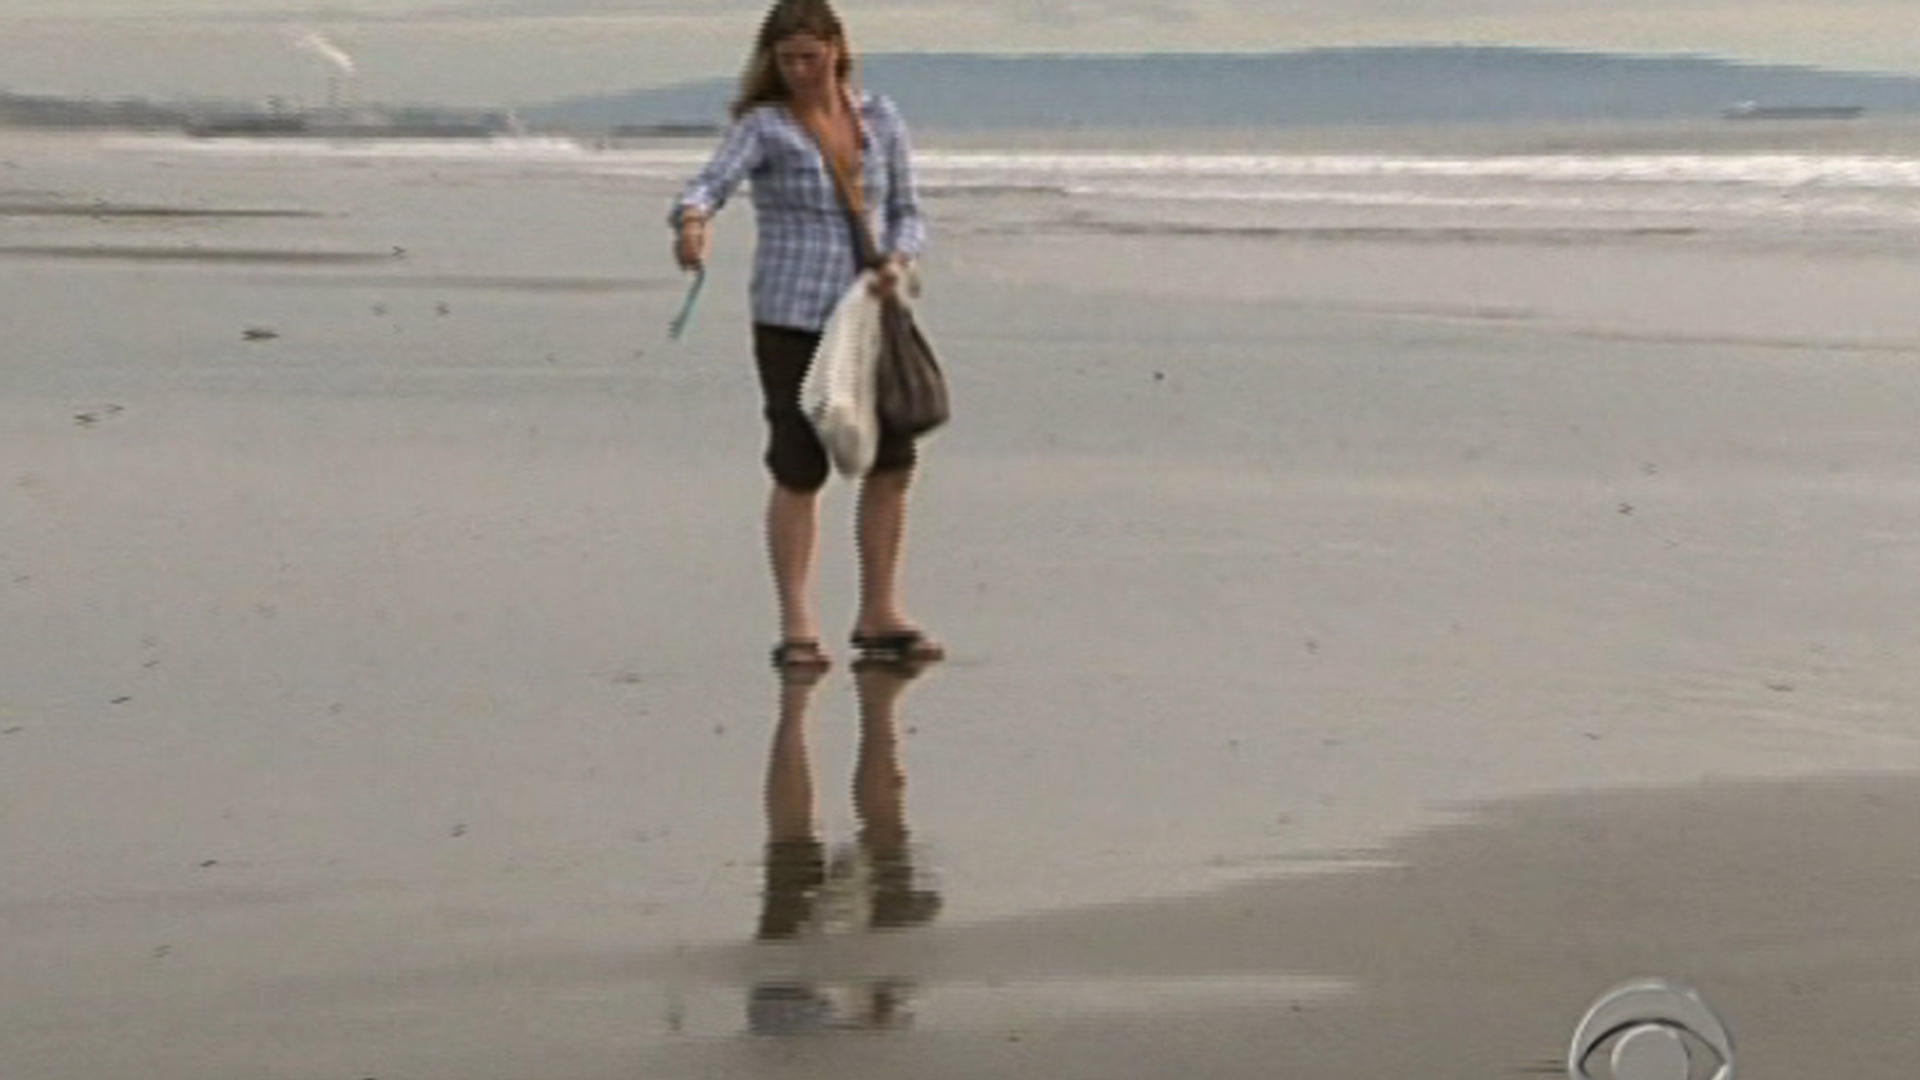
[
  {"x1": 14, "y1": 767, "x2": 1919, "y2": 1078},
  {"x1": 6, "y1": 131, "x2": 1920, "y2": 1078},
  {"x1": 632, "y1": 775, "x2": 1920, "y2": 1080}
]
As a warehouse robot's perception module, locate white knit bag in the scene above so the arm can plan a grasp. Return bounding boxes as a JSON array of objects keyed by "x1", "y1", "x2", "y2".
[{"x1": 799, "y1": 270, "x2": 884, "y2": 477}]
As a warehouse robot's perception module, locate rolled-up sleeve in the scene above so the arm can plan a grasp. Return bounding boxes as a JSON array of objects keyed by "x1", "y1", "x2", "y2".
[
  {"x1": 669, "y1": 111, "x2": 765, "y2": 228},
  {"x1": 877, "y1": 97, "x2": 926, "y2": 259}
]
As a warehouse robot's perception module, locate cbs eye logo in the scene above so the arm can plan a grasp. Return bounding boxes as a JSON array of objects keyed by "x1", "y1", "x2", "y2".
[{"x1": 1569, "y1": 979, "x2": 1735, "y2": 1080}]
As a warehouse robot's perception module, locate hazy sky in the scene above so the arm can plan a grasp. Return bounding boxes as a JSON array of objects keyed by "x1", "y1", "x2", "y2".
[{"x1": 1, "y1": 1, "x2": 1915, "y2": 106}]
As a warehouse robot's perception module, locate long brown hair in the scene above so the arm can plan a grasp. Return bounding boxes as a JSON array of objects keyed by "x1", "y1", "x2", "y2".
[{"x1": 730, "y1": 0, "x2": 855, "y2": 119}]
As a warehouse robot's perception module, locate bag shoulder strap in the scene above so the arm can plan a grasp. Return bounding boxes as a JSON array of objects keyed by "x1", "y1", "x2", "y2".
[{"x1": 797, "y1": 101, "x2": 882, "y2": 271}]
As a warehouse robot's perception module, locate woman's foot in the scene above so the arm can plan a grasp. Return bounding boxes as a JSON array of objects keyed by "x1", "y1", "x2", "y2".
[
  {"x1": 771, "y1": 639, "x2": 833, "y2": 673},
  {"x1": 849, "y1": 626, "x2": 945, "y2": 666}
]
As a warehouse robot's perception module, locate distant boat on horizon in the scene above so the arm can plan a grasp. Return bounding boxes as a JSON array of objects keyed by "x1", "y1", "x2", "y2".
[{"x1": 1722, "y1": 101, "x2": 1866, "y2": 121}]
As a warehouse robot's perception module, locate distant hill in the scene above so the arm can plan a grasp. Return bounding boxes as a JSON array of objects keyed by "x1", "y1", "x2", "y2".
[
  {"x1": 0, "y1": 89, "x2": 516, "y2": 137},
  {"x1": 1, "y1": 89, "x2": 190, "y2": 130},
  {"x1": 521, "y1": 47, "x2": 1920, "y2": 131}
]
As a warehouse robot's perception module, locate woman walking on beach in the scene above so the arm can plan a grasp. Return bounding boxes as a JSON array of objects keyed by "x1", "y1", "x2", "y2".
[{"x1": 671, "y1": 0, "x2": 942, "y2": 672}]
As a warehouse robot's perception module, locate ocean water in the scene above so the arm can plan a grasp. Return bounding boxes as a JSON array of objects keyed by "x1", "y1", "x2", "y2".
[
  {"x1": 8, "y1": 115, "x2": 1910, "y2": 398},
  {"x1": 54, "y1": 112, "x2": 1920, "y2": 254}
]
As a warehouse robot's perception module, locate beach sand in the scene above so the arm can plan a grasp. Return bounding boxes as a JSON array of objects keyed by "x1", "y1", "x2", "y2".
[{"x1": 5, "y1": 131, "x2": 1920, "y2": 1077}]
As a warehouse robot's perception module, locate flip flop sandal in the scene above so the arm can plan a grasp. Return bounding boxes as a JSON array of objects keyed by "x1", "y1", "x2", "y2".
[
  {"x1": 771, "y1": 639, "x2": 832, "y2": 671},
  {"x1": 850, "y1": 629, "x2": 945, "y2": 665}
]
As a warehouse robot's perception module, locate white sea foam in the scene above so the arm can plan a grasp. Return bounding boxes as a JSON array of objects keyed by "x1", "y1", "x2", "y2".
[
  {"x1": 916, "y1": 151, "x2": 1920, "y2": 190},
  {"x1": 102, "y1": 135, "x2": 1920, "y2": 190},
  {"x1": 909, "y1": 151, "x2": 1920, "y2": 233},
  {"x1": 90, "y1": 134, "x2": 1920, "y2": 234}
]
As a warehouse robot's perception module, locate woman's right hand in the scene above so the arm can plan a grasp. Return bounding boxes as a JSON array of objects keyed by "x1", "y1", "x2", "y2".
[{"x1": 674, "y1": 215, "x2": 709, "y2": 270}]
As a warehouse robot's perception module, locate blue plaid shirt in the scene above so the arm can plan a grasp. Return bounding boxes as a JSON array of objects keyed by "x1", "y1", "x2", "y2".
[{"x1": 671, "y1": 91, "x2": 926, "y2": 333}]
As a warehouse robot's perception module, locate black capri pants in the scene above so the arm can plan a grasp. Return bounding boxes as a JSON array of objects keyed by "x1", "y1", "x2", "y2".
[{"x1": 754, "y1": 323, "x2": 917, "y2": 493}]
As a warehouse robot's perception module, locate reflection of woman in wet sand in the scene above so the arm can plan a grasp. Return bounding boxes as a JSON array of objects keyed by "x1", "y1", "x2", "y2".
[
  {"x1": 751, "y1": 664, "x2": 941, "y2": 1034},
  {"x1": 760, "y1": 664, "x2": 942, "y2": 938}
]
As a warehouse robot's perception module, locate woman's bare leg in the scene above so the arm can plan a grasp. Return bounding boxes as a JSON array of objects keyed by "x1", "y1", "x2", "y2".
[
  {"x1": 768, "y1": 483, "x2": 822, "y2": 644},
  {"x1": 854, "y1": 468, "x2": 913, "y2": 636}
]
